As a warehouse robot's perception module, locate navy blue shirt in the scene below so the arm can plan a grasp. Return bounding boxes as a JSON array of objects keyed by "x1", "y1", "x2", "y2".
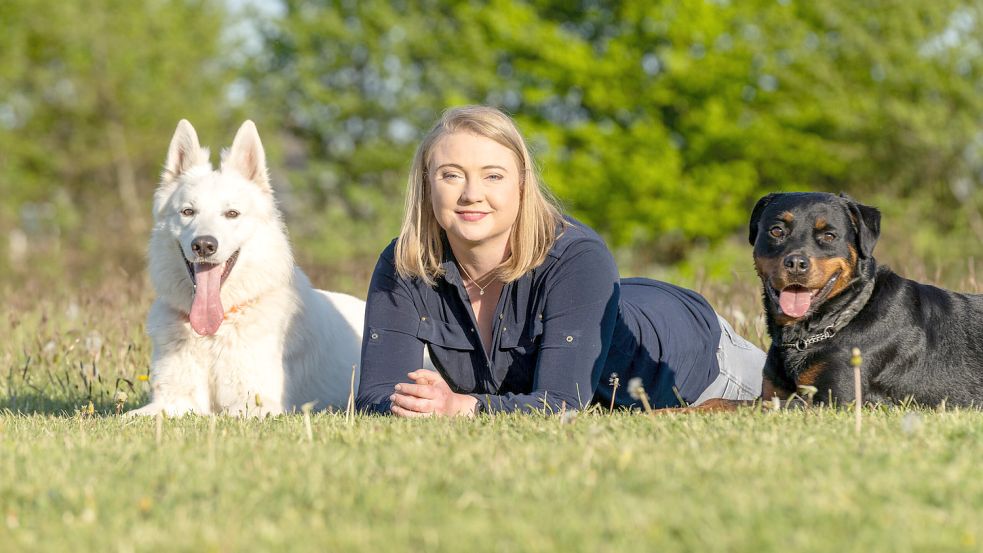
[{"x1": 357, "y1": 220, "x2": 721, "y2": 414}]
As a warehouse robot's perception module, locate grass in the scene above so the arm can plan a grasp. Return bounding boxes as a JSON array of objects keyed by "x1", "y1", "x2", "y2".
[
  {"x1": 1, "y1": 410, "x2": 982, "y2": 552},
  {"x1": 2, "y1": 268, "x2": 983, "y2": 552}
]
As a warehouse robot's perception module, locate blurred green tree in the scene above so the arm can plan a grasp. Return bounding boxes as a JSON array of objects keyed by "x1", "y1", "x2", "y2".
[
  {"x1": 249, "y1": 0, "x2": 983, "y2": 267},
  {"x1": 1, "y1": 0, "x2": 981, "y2": 285},
  {"x1": 0, "y1": 0, "x2": 241, "y2": 277}
]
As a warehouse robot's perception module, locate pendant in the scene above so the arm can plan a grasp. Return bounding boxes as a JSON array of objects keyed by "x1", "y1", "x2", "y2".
[{"x1": 479, "y1": 290, "x2": 485, "y2": 296}]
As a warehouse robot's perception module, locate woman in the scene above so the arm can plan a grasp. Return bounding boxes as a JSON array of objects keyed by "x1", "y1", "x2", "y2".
[{"x1": 357, "y1": 106, "x2": 764, "y2": 416}]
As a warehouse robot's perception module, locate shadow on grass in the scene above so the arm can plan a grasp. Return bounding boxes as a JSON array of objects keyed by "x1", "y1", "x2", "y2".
[{"x1": 0, "y1": 393, "x2": 131, "y2": 416}]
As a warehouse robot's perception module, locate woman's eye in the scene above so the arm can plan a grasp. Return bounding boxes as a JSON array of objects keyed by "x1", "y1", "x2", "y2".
[
  {"x1": 769, "y1": 226, "x2": 785, "y2": 238},
  {"x1": 441, "y1": 172, "x2": 462, "y2": 180},
  {"x1": 225, "y1": 210, "x2": 240, "y2": 219},
  {"x1": 486, "y1": 174, "x2": 503, "y2": 181},
  {"x1": 180, "y1": 208, "x2": 195, "y2": 217}
]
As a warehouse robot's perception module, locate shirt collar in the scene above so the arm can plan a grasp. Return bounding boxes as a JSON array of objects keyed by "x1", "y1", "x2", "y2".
[{"x1": 439, "y1": 233, "x2": 464, "y2": 286}]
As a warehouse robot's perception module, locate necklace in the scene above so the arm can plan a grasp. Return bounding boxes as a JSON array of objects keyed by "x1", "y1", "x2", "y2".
[{"x1": 457, "y1": 263, "x2": 496, "y2": 296}]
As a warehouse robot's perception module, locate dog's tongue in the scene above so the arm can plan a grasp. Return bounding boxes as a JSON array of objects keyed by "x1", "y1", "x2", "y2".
[
  {"x1": 779, "y1": 287, "x2": 812, "y2": 318},
  {"x1": 190, "y1": 263, "x2": 224, "y2": 335}
]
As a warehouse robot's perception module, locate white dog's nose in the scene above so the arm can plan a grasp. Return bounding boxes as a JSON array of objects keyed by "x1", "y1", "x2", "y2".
[{"x1": 191, "y1": 235, "x2": 218, "y2": 258}]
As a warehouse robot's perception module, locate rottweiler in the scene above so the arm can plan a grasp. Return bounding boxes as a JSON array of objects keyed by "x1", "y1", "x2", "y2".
[{"x1": 749, "y1": 192, "x2": 983, "y2": 407}]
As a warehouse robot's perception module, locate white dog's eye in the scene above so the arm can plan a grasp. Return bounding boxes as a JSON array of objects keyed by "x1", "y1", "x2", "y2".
[
  {"x1": 180, "y1": 208, "x2": 195, "y2": 217},
  {"x1": 225, "y1": 210, "x2": 240, "y2": 219}
]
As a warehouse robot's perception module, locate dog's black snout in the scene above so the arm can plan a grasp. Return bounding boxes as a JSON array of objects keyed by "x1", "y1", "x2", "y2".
[
  {"x1": 191, "y1": 235, "x2": 218, "y2": 258},
  {"x1": 783, "y1": 254, "x2": 810, "y2": 275}
]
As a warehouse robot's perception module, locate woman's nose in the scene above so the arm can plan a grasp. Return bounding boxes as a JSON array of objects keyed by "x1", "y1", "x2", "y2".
[{"x1": 458, "y1": 178, "x2": 483, "y2": 203}]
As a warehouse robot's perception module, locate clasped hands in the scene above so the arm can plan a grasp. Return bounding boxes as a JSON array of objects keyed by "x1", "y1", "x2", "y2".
[{"x1": 389, "y1": 369, "x2": 479, "y2": 417}]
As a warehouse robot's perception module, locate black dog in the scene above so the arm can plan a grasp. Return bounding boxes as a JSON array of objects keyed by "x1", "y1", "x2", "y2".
[{"x1": 749, "y1": 192, "x2": 983, "y2": 407}]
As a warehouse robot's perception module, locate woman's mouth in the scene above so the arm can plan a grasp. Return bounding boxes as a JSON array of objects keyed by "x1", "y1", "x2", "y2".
[{"x1": 456, "y1": 211, "x2": 489, "y2": 222}]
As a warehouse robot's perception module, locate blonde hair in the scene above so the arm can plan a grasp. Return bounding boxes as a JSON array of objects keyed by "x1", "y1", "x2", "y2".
[{"x1": 395, "y1": 106, "x2": 565, "y2": 286}]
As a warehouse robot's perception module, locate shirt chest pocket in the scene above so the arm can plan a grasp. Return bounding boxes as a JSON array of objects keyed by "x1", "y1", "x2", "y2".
[
  {"x1": 415, "y1": 319, "x2": 475, "y2": 351},
  {"x1": 498, "y1": 314, "x2": 541, "y2": 354},
  {"x1": 415, "y1": 319, "x2": 477, "y2": 391},
  {"x1": 497, "y1": 315, "x2": 581, "y2": 393},
  {"x1": 498, "y1": 314, "x2": 581, "y2": 352}
]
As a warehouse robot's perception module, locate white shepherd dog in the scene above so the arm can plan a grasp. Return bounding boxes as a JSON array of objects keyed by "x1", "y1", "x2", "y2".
[{"x1": 128, "y1": 120, "x2": 365, "y2": 416}]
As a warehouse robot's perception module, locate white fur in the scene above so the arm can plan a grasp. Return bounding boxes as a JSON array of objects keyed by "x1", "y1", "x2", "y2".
[{"x1": 128, "y1": 120, "x2": 365, "y2": 416}]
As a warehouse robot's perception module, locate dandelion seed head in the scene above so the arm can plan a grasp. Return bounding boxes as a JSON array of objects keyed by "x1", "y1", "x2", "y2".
[
  {"x1": 42, "y1": 340, "x2": 57, "y2": 360},
  {"x1": 901, "y1": 412, "x2": 923, "y2": 435},
  {"x1": 608, "y1": 373, "x2": 620, "y2": 387},
  {"x1": 84, "y1": 331, "x2": 103, "y2": 356},
  {"x1": 627, "y1": 377, "x2": 644, "y2": 400},
  {"x1": 65, "y1": 302, "x2": 80, "y2": 321}
]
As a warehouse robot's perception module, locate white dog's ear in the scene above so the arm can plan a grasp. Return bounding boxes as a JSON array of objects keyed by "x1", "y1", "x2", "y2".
[
  {"x1": 224, "y1": 120, "x2": 270, "y2": 191},
  {"x1": 162, "y1": 119, "x2": 208, "y2": 185}
]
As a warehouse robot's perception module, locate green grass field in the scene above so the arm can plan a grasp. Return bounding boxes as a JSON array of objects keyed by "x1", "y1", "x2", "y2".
[{"x1": 2, "y1": 273, "x2": 982, "y2": 552}]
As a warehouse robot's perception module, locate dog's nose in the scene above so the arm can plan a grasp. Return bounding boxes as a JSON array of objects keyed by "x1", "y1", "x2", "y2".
[
  {"x1": 783, "y1": 254, "x2": 810, "y2": 275},
  {"x1": 191, "y1": 235, "x2": 218, "y2": 258}
]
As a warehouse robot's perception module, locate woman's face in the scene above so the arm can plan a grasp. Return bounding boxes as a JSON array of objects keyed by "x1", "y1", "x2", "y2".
[{"x1": 429, "y1": 132, "x2": 522, "y2": 252}]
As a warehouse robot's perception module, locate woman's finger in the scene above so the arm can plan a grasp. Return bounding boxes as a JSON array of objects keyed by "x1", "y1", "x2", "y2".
[
  {"x1": 394, "y1": 382, "x2": 437, "y2": 399},
  {"x1": 390, "y1": 403, "x2": 433, "y2": 418},
  {"x1": 391, "y1": 392, "x2": 433, "y2": 413},
  {"x1": 408, "y1": 370, "x2": 441, "y2": 385}
]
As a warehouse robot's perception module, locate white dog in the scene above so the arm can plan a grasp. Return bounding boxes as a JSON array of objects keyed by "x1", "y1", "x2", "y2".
[{"x1": 128, "y1": 120, "x2": 365, "y2": 416}]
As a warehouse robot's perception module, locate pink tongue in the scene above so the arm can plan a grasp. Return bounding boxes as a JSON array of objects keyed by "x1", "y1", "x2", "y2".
[
  {"x1": 190, "y1": 263, "x2": 224, "y2": 335},
  {"x1": 779, "y1": 288, "x2": 812, "y2": 318}
]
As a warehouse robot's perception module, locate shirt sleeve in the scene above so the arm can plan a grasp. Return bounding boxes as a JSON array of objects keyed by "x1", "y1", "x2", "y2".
[
  {"x1": 356, "y1": 247, "x2": 428, "y2": 414},
  {"x1": 474, "y1": 239, "x2": 621, "y2": 413}
]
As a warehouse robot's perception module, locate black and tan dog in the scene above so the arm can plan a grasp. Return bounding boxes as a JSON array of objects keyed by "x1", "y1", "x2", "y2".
[{"x1": 749, "y1": 192, "x2": 983, "y2": 407}]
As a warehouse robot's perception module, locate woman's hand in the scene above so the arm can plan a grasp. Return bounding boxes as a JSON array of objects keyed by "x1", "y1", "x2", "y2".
[{"x1": 390, "y1": 370, "x2": 479, "y2": 417}]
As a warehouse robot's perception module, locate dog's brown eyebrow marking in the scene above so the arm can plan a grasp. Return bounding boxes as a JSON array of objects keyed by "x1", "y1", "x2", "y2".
[
  {"x1": 814, "y1": 217, "x2": 828, "y2": 230},
  {"x1": 779, "y1": 211, "x2": 794, "y2": 224}
]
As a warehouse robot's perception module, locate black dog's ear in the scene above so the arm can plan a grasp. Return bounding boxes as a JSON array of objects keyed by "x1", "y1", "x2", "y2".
[
  {"x1": 841, "y1": 194, "x2": 881, "y2": 258},
  {"x1": 749, "y1": 193, "x2": 780, "y2": 245}
]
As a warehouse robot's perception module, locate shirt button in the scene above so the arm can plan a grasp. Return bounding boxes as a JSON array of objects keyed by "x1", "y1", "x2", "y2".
[
  {"x1": 565, "y1": 335, "x2": 574, "y2": 343},
  {"x1": 538, "y1": 313, "x2": 543, "y2": 320},
  {"x1": 470, "y1": 328, "x2": 475, "y2": 333},
  {"x1": 420, "y1": 316, "x2": 427, "y2": 321},
  {"x1": 499, "y1": 314, "x2": 504, "y2": 320}
]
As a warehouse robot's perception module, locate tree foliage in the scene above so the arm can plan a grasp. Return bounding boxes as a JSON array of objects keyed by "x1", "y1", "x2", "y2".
[
  {"x1": 249, "y1": 0, "x2": 983, "y2": 264},
  {"x1": 0, "y1": 0, "x2": 240, "y2": 276},
  {"x1": 1, "y1": 0, "x2": 981, "y2": 282}
]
